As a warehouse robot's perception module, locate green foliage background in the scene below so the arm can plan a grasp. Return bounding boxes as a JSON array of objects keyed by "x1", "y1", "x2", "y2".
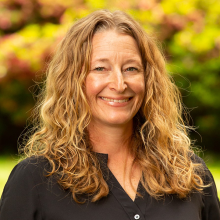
[{"x1": 0, "y1": 0, "x2": 220, "y2": 154}]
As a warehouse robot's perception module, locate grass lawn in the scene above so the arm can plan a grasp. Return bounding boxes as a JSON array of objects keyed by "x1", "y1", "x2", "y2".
[{"x1": 0, "y1": 154, "x2": 220, "y2": 199}]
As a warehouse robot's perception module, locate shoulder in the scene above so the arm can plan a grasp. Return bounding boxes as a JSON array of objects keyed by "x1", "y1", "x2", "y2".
[
  {"x1": 1, "y1": 156, "x2": 53, "y2": 201},
  {"x1": 17, "y1": 156, "x2": 51, "y2": 174},
  {"x1": 190, "y1": 154, "x2": 216, "y2": 185},
  {"x1": 1, "y1": 156, "x2": 50, "y2": 195},
  {"x1": 0, "y1": 156, "x2": 51, "y2": 219},
  {"x1": 190, "y1": 154, "x2": 206, "y2": 165},
  {"x1": 190, "y1": 154, "x2": 210, "y2": 176},
  {"x1": 191, "y1": 154, "x2": 220, "y2": 217},
  {"x1": 18, "y1": 156, "x2": 50, "y2": 169},
  {"x1": 4, "y1": 156, "x2": 50, "y2": 184}
]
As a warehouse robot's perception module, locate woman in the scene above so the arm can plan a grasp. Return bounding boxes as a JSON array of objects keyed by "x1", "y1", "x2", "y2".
[{"x1": 0, "y1": 10, "x2": 219, "y2": 220}]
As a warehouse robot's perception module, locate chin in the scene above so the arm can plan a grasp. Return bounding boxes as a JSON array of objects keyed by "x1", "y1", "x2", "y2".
[{"x1": 105, "y1": 118, "x2": 133, "y2": 127}]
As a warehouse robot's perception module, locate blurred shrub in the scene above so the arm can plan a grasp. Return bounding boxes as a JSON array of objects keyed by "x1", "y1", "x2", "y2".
[{"x1": 0, "y1": 0, "x2": 220, "y2": 153}]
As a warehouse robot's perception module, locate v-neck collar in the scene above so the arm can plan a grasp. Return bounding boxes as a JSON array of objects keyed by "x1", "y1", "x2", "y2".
[{"x1": 95, "y1": 152, "x2": 147, "y2": 220}]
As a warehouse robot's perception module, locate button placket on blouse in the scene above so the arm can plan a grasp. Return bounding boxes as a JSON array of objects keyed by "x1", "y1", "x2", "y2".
[
  {"x1": 106, "y1": 170, "x2": 145, "y2": 220},
  {"x1": 96, "y1": 153, "x2": 146, "y2": 220}
]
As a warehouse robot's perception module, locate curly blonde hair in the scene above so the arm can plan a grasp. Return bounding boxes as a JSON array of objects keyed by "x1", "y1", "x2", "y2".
[{"x1": 21, "y1": 10, "x2": 205, "y2": 203}]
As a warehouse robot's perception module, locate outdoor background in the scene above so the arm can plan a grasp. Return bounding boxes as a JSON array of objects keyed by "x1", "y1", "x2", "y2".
[{"x1": 0, "y1": 0, "x2": 220, "y2": 197}]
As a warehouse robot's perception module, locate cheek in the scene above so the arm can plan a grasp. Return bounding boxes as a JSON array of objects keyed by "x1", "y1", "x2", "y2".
[
  {"x1": 138, "y1": 83, "x2": 145, "y2": 95},
  {"x1": 131, "y1": 77, "x2": 145, "y2": 111},
  {"x1": 132, "y1": 76, "x2": 145, "y2": 97},
  {"x1": 85, "y1": 75, "x2": 105, "y2": 100}
]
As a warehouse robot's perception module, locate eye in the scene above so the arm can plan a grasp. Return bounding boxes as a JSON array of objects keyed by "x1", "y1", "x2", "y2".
[
  {"x1": 94, "y1": 67, "x2": 105, "y2": 71},
  {"x1": 126, "y1": 67, "x2": 138, "y2": 72}
]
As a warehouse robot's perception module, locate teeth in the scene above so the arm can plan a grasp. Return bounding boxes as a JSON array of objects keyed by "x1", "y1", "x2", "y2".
[{"x1": 101, "y1": 97, "x2": 129, "y2": 103}]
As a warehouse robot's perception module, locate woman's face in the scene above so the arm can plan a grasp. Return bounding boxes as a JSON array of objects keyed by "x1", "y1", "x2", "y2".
[{"x1": 85, "y1": 30, "x2": 145, "y2": 128}]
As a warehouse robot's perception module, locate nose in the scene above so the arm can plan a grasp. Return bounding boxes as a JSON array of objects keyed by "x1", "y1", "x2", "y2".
[{"x1": 108, "y1": 68, "x2": 127, "y2": 93}]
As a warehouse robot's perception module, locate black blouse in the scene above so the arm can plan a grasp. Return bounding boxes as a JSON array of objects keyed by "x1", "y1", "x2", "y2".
[{"x1": 0, "y1": 154, "x2": 219, "y2": 220}]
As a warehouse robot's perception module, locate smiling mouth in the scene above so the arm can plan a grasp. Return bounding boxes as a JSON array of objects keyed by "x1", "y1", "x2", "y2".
[{"x1": 100, "y1": 97, "x2": 131, "y2": 103}]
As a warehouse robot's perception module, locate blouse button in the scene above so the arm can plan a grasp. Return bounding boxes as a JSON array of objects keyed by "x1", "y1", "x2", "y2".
[{"x1": 134, "y1": 214, "x2": 140, "y2": 219}]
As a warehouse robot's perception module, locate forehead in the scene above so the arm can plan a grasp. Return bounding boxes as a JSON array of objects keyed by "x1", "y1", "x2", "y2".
[{"x1": 91, "y1": 30, "x2": 141, "y2": 57}]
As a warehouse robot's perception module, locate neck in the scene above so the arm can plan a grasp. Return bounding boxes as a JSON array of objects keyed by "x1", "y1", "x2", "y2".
[
  {"x1": 87, "y1": 120, "x2": 133, "y2": 157},
  {"x1": 87, "y1": 120, "x2": 141, "y2": 201}
]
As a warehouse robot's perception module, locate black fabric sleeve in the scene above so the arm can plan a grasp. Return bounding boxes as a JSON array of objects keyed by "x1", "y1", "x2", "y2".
[
  {"x1": 0, "y1": 159, "x2": 43, "y2": 220},
  {"x1": 201, "y1": 161, "x2": 220, "y2": 220},
  {"x1": 192, "y1": 155, "x2": 220, "y2": 219}
]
